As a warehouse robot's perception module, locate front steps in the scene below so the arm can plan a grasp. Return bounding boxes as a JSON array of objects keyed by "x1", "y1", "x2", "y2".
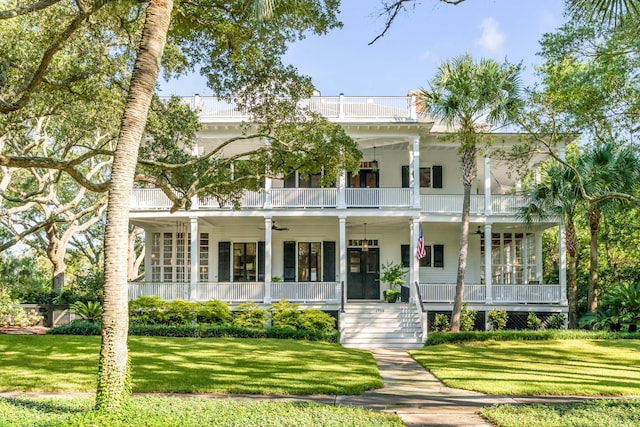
[{"x1": 340, "y1": 303, "x2": 424, "y2": 349}]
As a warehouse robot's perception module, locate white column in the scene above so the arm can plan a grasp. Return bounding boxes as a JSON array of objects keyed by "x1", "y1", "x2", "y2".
[
  {"x1": 189, "y1": 217, "x2": 199, "y2": 301},
  {"x1": 337, "y1": 170, "x2": 346, "y2": 209},
  {"x1": 411, "y1": 217, "x2": 420, "y2": 302},
  {"x1": 484, "y1": 223, "x2": 492, "y2": 303},
  {"x1": 410, "y1": 136, "x2": 421, "y2": 209},
  {"x1": 264, "y1": 217, "x2": 272, "y2": 304},
  {"x1": 190, "y1": 144, "x2": 200, "y2": 210},
  {"x1": 535, "y1": 231, "x2": 543, "y2": 283},
  {"x1": 484, "y1": 157, "x2": 491, "y2": 215},
  {"x1": 559, "y1": 223, "x2": 568, "y2": 305},
  {"x1": 264, "y1": 177, "x2": 272, "y2": 209},
  {"x1": 339, "y1": 216, "x2": 347, "y2": 302}
]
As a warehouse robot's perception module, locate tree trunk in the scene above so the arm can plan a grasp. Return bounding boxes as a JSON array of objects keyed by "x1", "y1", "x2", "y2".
[
  {"x1": 566, "y1": 220, "x2": 578, "y2": 329},
  {"x1": 587, "y1": 205, "x2": 601, "y2": 312},
  {"x1": 127, "y1": 226, "x2": 144, "y2": 281},
  {"x1": 46, "y1": 227, "x2": 66, "y2": 294},
  {"x1": 96, "y1": 0, "x2": 173, "y2": 410},
  {"x1": 451, "y1": 143, "x2": 476, "y2": 332}
]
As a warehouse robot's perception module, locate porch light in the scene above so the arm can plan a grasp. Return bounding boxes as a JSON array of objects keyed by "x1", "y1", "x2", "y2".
[
  {"x1": 371, "y1": 147, "x2": 378, "y2": 172},
  {"x1": 362, "y1": 223, "x2": 369, "y2": 252}
]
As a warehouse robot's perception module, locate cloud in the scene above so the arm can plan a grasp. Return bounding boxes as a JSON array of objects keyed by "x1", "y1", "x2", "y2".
[{"x1": 476, "y1": 17, "x2": 505, "y2": 58}]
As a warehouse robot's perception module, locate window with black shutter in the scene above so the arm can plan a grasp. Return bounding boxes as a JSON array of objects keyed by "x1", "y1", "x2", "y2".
[
  {"x1": 218, "y1": 242, "x2": 231, "y2": 282},
  {"x1": 283, "y1": 241, "x2": 296, "y2": 281},
  {"x1": 434, "y1": 244, "x2": 444, "y2": 268}
]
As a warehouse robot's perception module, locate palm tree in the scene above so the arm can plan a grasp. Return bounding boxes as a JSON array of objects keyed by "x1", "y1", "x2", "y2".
[
  {"x1": 567, "y1": 0, "x2": 640, "y2": 25},
  {"x1": 418, "y1": 54, "x2": 523, "y2": 332},
  {"x1": 521, "y1": 163, "x2": 582, "y2": 328},
  {"x1": 576, "y1": 142, "x2": 640, "y2": 312}
]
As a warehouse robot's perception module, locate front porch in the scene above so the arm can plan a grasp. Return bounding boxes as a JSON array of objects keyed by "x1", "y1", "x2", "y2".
[{"x1": 128, "y1": 281, "x2": 563, "y2": 305}]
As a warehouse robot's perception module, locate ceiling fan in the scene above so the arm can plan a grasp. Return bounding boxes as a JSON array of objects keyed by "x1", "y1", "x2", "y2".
[{"x1": 260, "y1": 221, "x2": 289, "y2": 231}]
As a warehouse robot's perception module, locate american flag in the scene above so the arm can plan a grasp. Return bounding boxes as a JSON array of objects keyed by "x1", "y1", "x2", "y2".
[{"x1": 416, "y1": 224, "x2": 426, "y2": 260}]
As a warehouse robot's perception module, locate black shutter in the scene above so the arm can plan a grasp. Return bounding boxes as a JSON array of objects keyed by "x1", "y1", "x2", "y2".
[
  {"x1": 284, "y1": 173, "x2": 296, "y2": 188},
  {"x1": 323, "y1": 241, "x2": 336, "y2": 282},
  {"x1": 401, "y1": 165, "x2": 410, "y2": 188},
  {"x1": 434, "y1": 244, "x2": 444, "y2": 268},
  {"x1": 401, "y1": 244, "x2": 410, "y2": 268},
  {"x1": 218, "y1": 241, "x2": 231, "y2": 282},
  {"x1": 258, "y1": 241, "x2": 265, "y2": 281},
  {"x1": 433, "y1": 165, "x2": 443, "y2": 188},
  {"x1": 283, "y1": 241, "x2": 296, "y2": 282}
]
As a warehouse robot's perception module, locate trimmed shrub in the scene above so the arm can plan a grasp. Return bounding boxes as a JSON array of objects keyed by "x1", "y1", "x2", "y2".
[
  {"x1": 433, "y1": 313, "x2": 450, "y2": 332},
  {"x1": 460, "y1": 303, "x2": 476, "y2": 332},
  {"x1": 166, "y1": 299, "x2": 197, "y2": 325},
  {"x1": 232, "y1": 303, "x2": 267, "y2": 329},
  {"x1": 488, "y1": 309, "x2": 508, "y2": 331},
  {"x1": 48, "y1": 320, "x2": 101, "y2": 335},
  {"x1": 547, "y1": 313, "x2": 565, "y2": 330},
  {"x1": 298, "y1": 309, "x2": 336, "y2": 333},
  {"x1": 527, "y1": 312, "x2": 543, "y2": 330},
  {"x1": 270, "y1": 299, "x2": 300, "y2": 330},
  {"x1": 425, "y1": 329, "x2": 640, "y2": 346},
  {"x1": 196, "y1": 300, "x2": 231, "y2": 324},
  {"x1": 129, "y1": 296, "x2": 169, "y2": 325}
]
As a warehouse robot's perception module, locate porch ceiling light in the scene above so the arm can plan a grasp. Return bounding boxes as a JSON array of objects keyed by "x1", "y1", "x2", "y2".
[
  {"x1": 371, "y1": 147, "x2": 378, "y2": 172},
  {"x1": 363, "y1": 223, "x2": 369, "y2": 252}
]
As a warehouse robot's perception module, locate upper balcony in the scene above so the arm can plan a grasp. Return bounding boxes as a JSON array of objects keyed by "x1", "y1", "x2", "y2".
[
  {"x1": 130, "y1": 187, "x2": 530, "y2": 216},
  {"x1": 164, "y1": 95, "x2": 418, "y2": 123}
]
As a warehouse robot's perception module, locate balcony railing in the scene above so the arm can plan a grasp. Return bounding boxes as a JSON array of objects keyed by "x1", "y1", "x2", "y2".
[
  {"x1": 130, "y1": 188, "x2": 529, "y2": 214},
  {"x1": 271, "y1": 281, "x2": 341, "y2": 303},
  {"x1": 419, "y1": 283, "x2": 562, "y2": 304},
  {"x1": 163, "y1": 95, "x2": 417, "y2": 122}
]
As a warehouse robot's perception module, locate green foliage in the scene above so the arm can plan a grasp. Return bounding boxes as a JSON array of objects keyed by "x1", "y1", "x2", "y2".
[
  {"x1": 129, "y1": 296, "x2": 169, "y2": 325},
  {"x1": 232, "y1": 302, "x2": 267, "y2": 329},
  {"x1": 488, "y1": 309, "x2": 508, "y2": 330},
  {"x1": 196, "y1": 300, "x2": 231, "y2": 324},
  {"x1": 432, "y1": 313, "x2": 450, "y2": 332},
  {"x1": 166, "y1": 299, "x2": 197, "y2": 325},
  {"x1": 580, "y1": 282, "x2": 640, "y2": 332},
  {"x1": 297, "y1": 310, "x2": 336, "y2": 333},
  {"x1": 425, "y1": 329, "x2": 640, "y2": 346},
  {"x1": 547, "y1": 313, "x2": 566, "y2": 330},
  {"x1": 380, "y1": 261, "x2": 407, "y2": 290},
  {"x1": 70, "y1": 301, "x2": 103, "y2": 322},
  {"x1": 0, "y1": 288, "x2": 42, "y2": 327},
  {"x1": 49, "y1": 320, "x2": 101, "y2": 335},
  {"x1": 527, "y1": 312, "x2": 543, "y2": 330},
  {"x1": 0, "y1": 396, "x2": 403, "y2": 427},
  {"x1": 383, "y1": 289, "x2": 400, "y2": 302},
  {"x1": 0, "y1": 253, "x2": 52, "y2": 303},
  {"x1": 460, "y1": 303, "x2": 477, "y2": 332},
  {"x1": 270, "y1": 299, "x2": 300, "y2": 330}
]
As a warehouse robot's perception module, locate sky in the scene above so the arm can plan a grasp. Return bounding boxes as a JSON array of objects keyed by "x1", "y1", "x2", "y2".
[{"x1": 160, "y1": 0, "x2": 568, "y2": 97}]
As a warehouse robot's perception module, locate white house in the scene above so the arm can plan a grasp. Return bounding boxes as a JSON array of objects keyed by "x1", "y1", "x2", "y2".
[{"x1": 128, "y1": 94, "x2": 568, "y2": 348}]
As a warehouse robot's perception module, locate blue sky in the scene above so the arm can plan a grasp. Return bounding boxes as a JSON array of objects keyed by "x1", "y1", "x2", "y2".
[{"x1": 160, "y1": 0, "x2": 567, "y2": 96}]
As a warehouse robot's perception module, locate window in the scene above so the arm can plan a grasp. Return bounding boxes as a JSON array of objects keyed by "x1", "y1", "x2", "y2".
[
  {"x1": 163, "y1": 233, "x2": 173, "y2": 282},
  {"x1": 200, "y1": 233, "x2": 209, "y2": 282},
  {"x1": 151, "y1": 233, "x2": 161, "y2": 282},
  {"x1": 481, "y1": 232, "x2": 537, "y2": 284},
  {"x1": 401, "y1": 165, "x2": 443, "y2": 188},
  {"x1": 234, "y1": 243, "x2": 257, "y2": 282},
  {"x1": 298, "y1": 242, "x2": 321, "y2": 282},
  {"x1": 284, "y1": 171, "x2": 335, "y2": 188},
  {"x1": 419, "y1": 244, "x2": 444, "y2": 268}
]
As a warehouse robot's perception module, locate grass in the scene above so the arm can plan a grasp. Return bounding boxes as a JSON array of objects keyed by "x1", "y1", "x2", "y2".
[
  {"x1": 0, "y1": 335, "x2": 383, "y2": 394},
  {"x1": 481, "y1": 398, "x2": 640, "y2": 427},
  {"x1": 410, "y1": 339, "x2": 640, "y2": 396},
  {"x1": 0, "y1": 396, "x2": 403, "y2": 427}
]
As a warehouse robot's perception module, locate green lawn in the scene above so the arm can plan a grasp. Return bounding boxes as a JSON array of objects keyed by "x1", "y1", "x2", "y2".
[
  {"x1": 410, "y1": 339, "x2": 640, "y2": 396},
  {"x1": 0, "y1": 396, "x2": 403, "y2": 427},
  {"x1": 481, "y1": 399, "x2": 640, "y2": 427},
  {"x1": 0, "y1": 335, "x2": 383, "y2": 394}
]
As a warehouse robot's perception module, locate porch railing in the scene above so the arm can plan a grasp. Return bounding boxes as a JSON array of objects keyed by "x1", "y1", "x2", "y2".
[
  {"x1": 128, "y1": 281, "x2": 340, "y2": 303},
  {"x1": 419, "y1": 283, "x2": 562, "y2": 304},
  {"x1": 345, "y1": 188, "x2": 411, "y2": 207},
  {"x1": 271, "y1": 281, "x2": 341, "y2": 303},
  {"x1": 199, "y1": 191, "x2": 264, "y2": 208},
  {"x1": 271, "y1": 188, "x2": 337, "y2": 208},
  {"x1": 165, "y1": 95, "x2": 417, "y2": 122}
]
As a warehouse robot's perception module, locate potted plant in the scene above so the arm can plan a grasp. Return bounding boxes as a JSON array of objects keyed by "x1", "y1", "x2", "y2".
[{"x1": 381, "y1": 261, "x2": 407, "y2": 303}]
